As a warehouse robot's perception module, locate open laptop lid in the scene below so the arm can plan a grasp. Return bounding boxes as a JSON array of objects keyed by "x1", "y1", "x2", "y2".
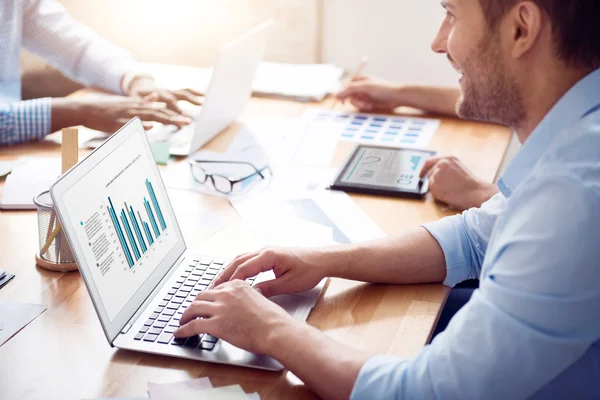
[
  {"x1": 51, "y1": 118, "x2": 186, "y2": 344},
  {"x1": 187, "y1": 19, "x2": 272, "y2": 154}
]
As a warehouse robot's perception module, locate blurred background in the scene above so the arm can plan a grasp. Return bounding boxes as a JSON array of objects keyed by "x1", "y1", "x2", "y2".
[{"x1": 21, "y1": 0, "x2": 457, "y2": 99}]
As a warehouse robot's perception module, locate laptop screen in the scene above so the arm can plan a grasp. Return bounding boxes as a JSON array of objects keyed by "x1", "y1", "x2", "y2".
[{"x1": 59, "y1": 121, "x2": 180, "y2": 324}]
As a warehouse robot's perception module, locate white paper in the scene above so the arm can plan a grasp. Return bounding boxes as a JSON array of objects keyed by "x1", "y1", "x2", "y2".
[
  {"x1": 250, "y1": 220, "x2": 334, "y2": 248},
  {"x1": 252, "y1": 62, "x2": 344, "y2": 101},
  {"x1": 238, "y1": 119, "x2": 338, "y2": 168},
  {"x1": 0, "y1": 160, "x2": 23, "y2": 177},
  {"x1": 301, "y1": 108, "x2": 440, "y2": 149},
  {"x1": 136, "y1": 61, "x2": 343, "y2": 102},
  {"x1": 44, "y1": 126, "x2": 109, "y2": 148},
  {"x1": 0, "y1": 157, "x2": 61, "y2": 209},
  {"x1": 231, "y1": 189, "x2": 386, "y2": 245},
  {"x1": 0, "y1": 300, "x2": 47, "y2": 346},
  {"x1": 148, "y1": 377, "x2": 212, "y2": 400},
  {"x1": 149, "y1": 382, "x2": 250, "y2": 400}
]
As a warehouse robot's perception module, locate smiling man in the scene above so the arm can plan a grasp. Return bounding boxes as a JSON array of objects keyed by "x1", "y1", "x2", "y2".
[{"x1": 174, "y1": 1, "x2": 600, "y2": 399}]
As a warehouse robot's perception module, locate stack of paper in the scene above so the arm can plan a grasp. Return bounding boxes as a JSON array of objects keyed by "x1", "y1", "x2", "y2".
[
  {"x1": 252, "y1": 62, "x2": 344, "y2": 101},
  {"x1": 136, "y1": 61, "x2": 344, "y2": 102},
  {"x1": 148, "y1": 377, "x2": 259, "y2": 400},
  {"x1": 0, "y1": 158, "x2": 61, "y2": 210}
]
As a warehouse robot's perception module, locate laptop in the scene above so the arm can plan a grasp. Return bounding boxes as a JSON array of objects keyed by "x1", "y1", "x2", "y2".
[
  {"x1": 147, "y1": 20, "x2": 272, "y2": 156},
  {"x1": 50, "y1": 117, "x2": 324, "y2": 371}
]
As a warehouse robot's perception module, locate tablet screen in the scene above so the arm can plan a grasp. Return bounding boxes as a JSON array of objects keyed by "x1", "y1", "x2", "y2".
[{"x1": 340, "y1": 147, "x2": 428, "y2": 190}]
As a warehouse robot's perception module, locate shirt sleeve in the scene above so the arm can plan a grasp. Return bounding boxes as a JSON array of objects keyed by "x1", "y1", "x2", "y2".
[
  {"x1": 0, "y1": 98, "x2": 51, "y2": 145},
  {"x1": 422, "y1": 193, "x2": 506, "y2": 287},
  {"x1": 21, "y1": 0, "x2": 136, "y2": 94},
  {"x1": 351, "y1": 176, "x2": 600, "y2": 399}
]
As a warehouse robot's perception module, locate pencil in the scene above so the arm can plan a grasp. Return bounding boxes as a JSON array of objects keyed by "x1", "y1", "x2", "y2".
[{"x1": 331, "y1": 55, "x2": 369, "y2": 110}]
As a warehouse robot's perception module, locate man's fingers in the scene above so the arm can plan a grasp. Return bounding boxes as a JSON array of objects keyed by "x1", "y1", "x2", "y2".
[
  {"x1": 142, "y1": 92, "x2": 159, "y2": 102},
  {"x1": 229, "y1": 252, "x2": 277, "y2": 283},
  {"x1": 253, "y1": 276, "x2": 293, "y2": 298},
  {"x1": 351, "y1": 98, "x2": 373, "y2": 111},
  {"x1": 141, "y1": 121, "x2": 155, "y2": 131},
  {"x1": 135, "y1": 109, "x2": 191, "y2": 127},
  {"x1": 179, "y1": 299, "x2": 219, "y2": 326},
  {"x1": 182, "y1": 87, "x2": 204, "y2": 97},
  {"x1": 336, "y1": 82, "x2": 369, "y2": 101},
  {"x1": 210, "y1": 252, "x2": 259, "y2": 288},
  {"x1": 351, "y1": 75, "x2": 369, "y2": 83},
  {"x1": 154, "y1": 91, "x2": 182, "y2": 114},
  {"x1": 173, "y1": 316, "x2": 214, "y2": 338},
  {"x1": 175, "y1": 89, "x2": 203, "y2": 105},
  {"x1": 419, "y1": 156, "x2": 444, "y2": 178}
]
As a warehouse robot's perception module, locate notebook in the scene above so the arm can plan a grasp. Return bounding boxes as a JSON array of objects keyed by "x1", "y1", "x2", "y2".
[{"x1": 0, "y1": 158, "x2": 61, "y2": 210}]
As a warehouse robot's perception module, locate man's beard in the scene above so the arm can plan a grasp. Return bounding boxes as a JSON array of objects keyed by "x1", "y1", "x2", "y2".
[{"x1": 455, "y1": 35, "x2": 526, "y2": 129}]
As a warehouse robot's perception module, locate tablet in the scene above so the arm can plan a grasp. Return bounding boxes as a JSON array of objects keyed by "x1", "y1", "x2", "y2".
[{"x1": 330, "y1": 145, "x2": 438, "y2": 199}]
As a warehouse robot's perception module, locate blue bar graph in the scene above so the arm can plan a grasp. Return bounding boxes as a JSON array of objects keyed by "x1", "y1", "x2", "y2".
[
  {"x1": 143, "y1": 221, "x2": 154, "y2": 245},
  {"x1": 107, "y1": 201, "x2": 134, "y2": 268},
  {"x1": 144, "y1": 198, "x2": 160, "y2": 238},
  {"x1": 146, "y1": 179, "x2": 166, "y2": 230},
  {"x1": 107, "y1": 178, "x2": 166, "y2": 268},
  {"x1": 128, "y1": 204, "x2": 147, "y2": 253},
  {"x1": 121, "y1": 210, "x2": 140, "y2": 260}
]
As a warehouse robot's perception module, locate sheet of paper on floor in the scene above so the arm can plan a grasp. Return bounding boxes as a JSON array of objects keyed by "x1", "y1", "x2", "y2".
[{"x1": 0, "y1": 300, "x2": 47, "y2": 346}]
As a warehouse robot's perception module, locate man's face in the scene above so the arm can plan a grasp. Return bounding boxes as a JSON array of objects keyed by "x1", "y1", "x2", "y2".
[{"x1": 432, "y1": 0, "x2": 525, "y2": 128}]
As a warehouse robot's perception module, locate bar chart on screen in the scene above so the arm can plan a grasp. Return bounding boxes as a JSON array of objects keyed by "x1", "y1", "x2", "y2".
[
  {"x1": 106, "y1": 178, "x2": 167, "y2": 269},
  {"x1": 62, "y1": 131, "x2": 178, "y2": 320}
]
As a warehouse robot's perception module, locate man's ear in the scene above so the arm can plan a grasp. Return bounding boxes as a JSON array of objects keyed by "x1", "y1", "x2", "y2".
[{"x1": 506, "y1": 1, "x2": 545, "y2": 60}]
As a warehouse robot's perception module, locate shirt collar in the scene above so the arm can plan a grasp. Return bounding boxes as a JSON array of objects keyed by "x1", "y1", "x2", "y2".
[{"x1": 498, "y1": 67, "x2": 600, "y2": 197}]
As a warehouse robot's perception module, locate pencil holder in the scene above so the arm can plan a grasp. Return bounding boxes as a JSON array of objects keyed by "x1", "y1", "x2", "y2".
[{"x1": 34, "y1": 190, "x2": 78, "y2": 272}]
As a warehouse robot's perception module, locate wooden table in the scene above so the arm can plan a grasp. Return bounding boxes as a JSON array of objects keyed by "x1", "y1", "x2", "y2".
[{"x1": 0, "y1": 96, "x2": 511, "y2": 399}]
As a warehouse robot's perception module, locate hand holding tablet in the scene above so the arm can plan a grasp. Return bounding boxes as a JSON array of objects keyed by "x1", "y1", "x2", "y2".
[{"x1": 330, "y1": 145, "x2": 438, "y2": 199}]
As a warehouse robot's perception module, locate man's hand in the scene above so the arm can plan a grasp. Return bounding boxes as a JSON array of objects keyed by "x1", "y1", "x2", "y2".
[
  {"x1": 336, "y1": 76, "x2": 404, "y2": 112},
  {"x1": 420, "y1": 156, "x2": 499, "y2": 210},
  {"x1": 124, "y1": 75, "x2": 202, "y2": 114},
  {"x1": 210, "y1": 247, "x2": 331, "y2": 298},
  {"x1": 51, "y1": 96, "x2": 192, "y2": 133},
  {"x1": 174, "y1": 280, "x2": 299, "y2": 355}
]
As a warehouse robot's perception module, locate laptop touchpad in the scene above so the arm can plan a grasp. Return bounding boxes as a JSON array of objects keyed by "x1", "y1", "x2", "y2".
[{"x1": 270, "y1": 294, "x2": 313, "y2": 321}]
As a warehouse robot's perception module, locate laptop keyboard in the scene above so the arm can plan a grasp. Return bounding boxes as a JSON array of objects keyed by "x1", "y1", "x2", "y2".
[{"x1": 133, "y1": 257, "x2": 256, "y2": 350}]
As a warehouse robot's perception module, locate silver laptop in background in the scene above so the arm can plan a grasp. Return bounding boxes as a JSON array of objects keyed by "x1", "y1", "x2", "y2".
[
  {"x1": 148, "y1": 19, "x2": 272, "y2": 156},
  {"x1": 50, "y1": 117, "x2": 324, "y2": 371}
]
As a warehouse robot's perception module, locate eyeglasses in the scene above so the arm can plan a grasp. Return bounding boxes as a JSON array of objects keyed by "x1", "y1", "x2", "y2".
[{"x1": 189, "y1": 160, "x2": 272, "y2": 194}]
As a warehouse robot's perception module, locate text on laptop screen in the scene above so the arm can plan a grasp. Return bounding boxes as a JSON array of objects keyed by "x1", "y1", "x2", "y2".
[{"x1": 62, "y1": 131, "x2": 178, "y2": 321}]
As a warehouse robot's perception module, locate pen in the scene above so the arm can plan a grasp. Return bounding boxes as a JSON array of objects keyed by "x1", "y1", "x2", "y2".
[{"x1": 331, "y1": 55, "x2": 369, "y2": 110}]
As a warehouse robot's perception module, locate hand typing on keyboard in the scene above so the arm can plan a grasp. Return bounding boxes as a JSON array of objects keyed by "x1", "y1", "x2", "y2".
[
  {"x1": 210, "y1": 247, "x2": 331, "y2": 297},
  {"x1": 173, "y1": 279, "x2": 297, "y2": 355}
]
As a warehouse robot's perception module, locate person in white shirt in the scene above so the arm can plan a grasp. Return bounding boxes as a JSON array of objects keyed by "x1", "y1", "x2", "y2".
[{"x1": 0, "y1": 0, "x2": 200, "y2": 145}]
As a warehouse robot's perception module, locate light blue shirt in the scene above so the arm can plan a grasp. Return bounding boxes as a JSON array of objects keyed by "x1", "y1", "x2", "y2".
[
  {"x1": 0, "y1": 0, "x2": 134, "y2": 145},
  {"x1": 351, "y1": 68, "x2": 600, "y2": 399}
]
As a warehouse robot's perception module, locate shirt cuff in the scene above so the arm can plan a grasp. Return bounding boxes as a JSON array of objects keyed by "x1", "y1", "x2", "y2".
[
  {"x1": 422, "y1": 216, "x2": 475, "y2": 287},
  {"x1": 351, "y1": 355, "x2": 408, "y2": 400},
  {"x1": 100, "y1": 61, "x2": 138, "y2": 95},
  {"x1": 8, "y1": 98, "x2": 52, "y2": 144}
]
